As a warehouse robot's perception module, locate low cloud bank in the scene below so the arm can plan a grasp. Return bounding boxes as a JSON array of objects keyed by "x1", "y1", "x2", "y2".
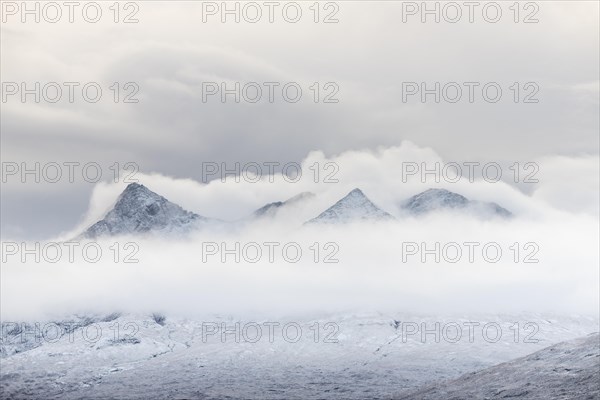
[{"x1": 2, "y1": 143, "x2": 598, "y2": 320}]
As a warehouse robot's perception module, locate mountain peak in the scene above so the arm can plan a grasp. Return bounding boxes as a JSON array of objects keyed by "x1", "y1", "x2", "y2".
[
  {"x1": 125, "y1": 182, "x2": 143, "y2": 190},
  {"x1": 401, "y1": 188, "x2": 511, "y2": 217},
  {"x1": 252, "y1": 192, "x2": 316, "y2": 219},
  {"x1": 80, "y1": 183, "x2": 206, "y2": 238},
  {"x1": 122, "y1": 182, "x2": 148, "y2": 193},
  {"x1": 306, "y1": 188, "x2": 394, "y2": 224},
  {"x1": 403, "y1": 188, "x2": 468, "y2": 214},
  {"x1": 116, "y1": 183, "x2": 162, "y2": 204},
  {"x1": 347, "y1": 188, "x2": 365, "y2": 197}
]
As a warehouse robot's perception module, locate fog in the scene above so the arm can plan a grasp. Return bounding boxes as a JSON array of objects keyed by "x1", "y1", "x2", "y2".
[
  {"x1": 1, "y1": 144, "x2": 598, "y2": 320},
  {"x1": 56, "y1": 141, "x2": 600, "y2": 237}
]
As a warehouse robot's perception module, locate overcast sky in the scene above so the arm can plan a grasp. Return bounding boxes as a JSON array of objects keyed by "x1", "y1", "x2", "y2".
[{"x1": 1, "y1": 1, "x2": 599, "y2": 239}]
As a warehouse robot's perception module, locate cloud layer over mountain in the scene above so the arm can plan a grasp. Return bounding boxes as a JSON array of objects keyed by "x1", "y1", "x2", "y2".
[{"x1": 1, "y1": 143, "x2": 598, "y2": 320}]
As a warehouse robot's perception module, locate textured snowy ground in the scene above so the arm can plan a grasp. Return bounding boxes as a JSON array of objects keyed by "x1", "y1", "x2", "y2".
[
  {"x1": 1, "y1": 313, "x2": 598, "y2": 399},
  {"x1": 400, "y1": 332, "x2": 600, "y2": 399}
]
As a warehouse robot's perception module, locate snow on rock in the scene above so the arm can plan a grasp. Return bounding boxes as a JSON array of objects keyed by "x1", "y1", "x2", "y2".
[
  {"x1": 399, "y1": 332, "x2": 600, "y2": 400},
  {"x1": 252, "y1": 192, "x2": 315, "y2": 218},
  {"x1": 401, "y1": 188, "x2": 512, "y2": 218},
  {"x1": 75, "y1": 185, "x2": 515, "y2": 239},
  {"x1": 80, "y1": 183, "x2": 209, "y2": 238},
  {"x1": 306, "y1": 188, "x2": 394, "y2": 224}
]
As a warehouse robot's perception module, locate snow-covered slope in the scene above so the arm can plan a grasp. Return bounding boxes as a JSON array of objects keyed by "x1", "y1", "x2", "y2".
[
  {"x1": 401, "y1": 188, "x2": 511, "y2": 218},
  {"x1": 306, "y1": 188, "x2": 394, "y2": 224},
  {"x1": 1, "y1": 313, "x2": 597, "y2": 399},
  {"x1": 80, "y1": 183, "x2": 209, "y2": 238},
  {"x1": 400, "y1": 333, "x2": 600, "y2": 400},
  {"x1": 252, "y1": 192, "x2": 315, "y2": 218}
]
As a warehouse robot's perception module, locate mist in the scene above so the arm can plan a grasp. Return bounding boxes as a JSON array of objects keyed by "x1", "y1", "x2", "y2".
[{"x1": 2, "y1": 144, "x2": 598, "y2": 321}]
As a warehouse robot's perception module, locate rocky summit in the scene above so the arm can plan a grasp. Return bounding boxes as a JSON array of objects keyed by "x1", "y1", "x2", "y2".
[
  {"x1": 306, "y1": 188, "x2": 394, "y2": 224},
  {"x1": 401, "y1": 188, "x2": 511, "y2": 217},
  {"x1": 81, "y1": 183, "x2": 207, "y2": 238}
]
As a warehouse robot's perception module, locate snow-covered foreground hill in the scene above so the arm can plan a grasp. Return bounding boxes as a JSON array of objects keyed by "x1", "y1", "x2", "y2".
[
  {"x1": 400, "y1": 332, "x2": 600, "y2": 400},
  {"x1": 1, "y1": 313, "x2": 597, "y2": 399}
]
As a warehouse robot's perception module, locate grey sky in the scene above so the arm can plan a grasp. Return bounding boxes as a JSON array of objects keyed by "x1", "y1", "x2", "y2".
[{"x1": 1, "y1": 1, "x2": 599, "y2": 239}]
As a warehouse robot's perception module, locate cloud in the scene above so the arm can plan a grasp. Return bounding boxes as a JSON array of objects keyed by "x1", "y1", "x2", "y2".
[
  {"x1": 531, "y1": 155, "x2": 599, "y2": 216},
  {"x1": 2, "y1": 2, "x2": 598, "y2": 238},
  {"x1": 1, "y1": 143, "x2": 598, "y2": 320},
  {"x1": 58, "y1": 142, "x2": 595, "y2": 236},
  {"x1": 1, "y1": 2, "x2": 598, "y2": 320},
  {"x1": 2, "y1": 211, "x2": 598, "y2": 320}
]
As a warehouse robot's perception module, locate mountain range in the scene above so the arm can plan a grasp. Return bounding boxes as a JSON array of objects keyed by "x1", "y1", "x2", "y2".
[{"x1": 79, "y1": 183, "x2": 511, "y2": 238}]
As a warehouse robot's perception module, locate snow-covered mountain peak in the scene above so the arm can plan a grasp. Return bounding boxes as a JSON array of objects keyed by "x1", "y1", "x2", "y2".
[
  {"x1": 347, "y1": 188, "x2": 372, "y2": 199},
  {"x1": 115, "y1": 183, "x2": 167, "y2": 208},
  {"x1": 306, "y1": 188, "x2": 394, "y2": 224},
  {"x1": 80, "y1": 183, "x2": 206, "y2": 238},
  {"x1": 403, "y1": 188, "x2": 469, "y2": 213},
  {"x1": 252, "y1": 192, "x2": 315, "y2": 218},
  {"x1": 401, "y1": 188, "x2": 511, "y2": 218}
]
